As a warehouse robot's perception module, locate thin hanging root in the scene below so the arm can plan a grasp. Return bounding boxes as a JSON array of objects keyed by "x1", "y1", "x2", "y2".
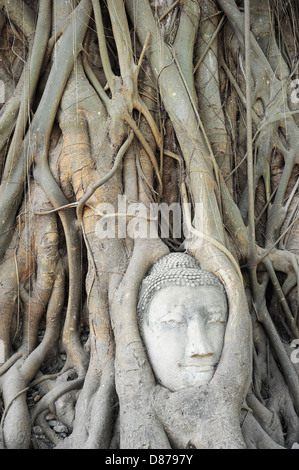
[
  {"x1": 91, "y1": 0, "x2": 115, "y2": 91},
  {"x1": 263, "y1": 257, "x2": 299, "y2": 338},
  {"x1": 13, "y1": 250, "x2": 20, "y2": 345},
  {"x1": 134, "y1": 98, "x2": 162, "y2": 149},
  {"x1": 282, "y1": 200, "x2": 299, "y2": 249},
  {"x1": 76, "y1": 131, "x2": 134, "y2": 224},
  {"x1": 136, "y1": 154, "x2": 158, "y2": 200},
  {"x1": 244, "y1": 0, "x2": 256, "y2": 270},
  {"x1": 255, "y1": 186, "x2": 278, "y2": 226},
  {"x1": 257, "y1": 216, "x2": 299, "y2": 265},
  {"x1": 220, "y1": 58, "x2": 260, "y2": 125},
  {"x1": 86, "y1": 205, "x2": 158, "y2": 224},
  {"x1": 32, "y1": 202, "x2": 78, "y2": 216},
  {"x1": 136, "y1": 31, "x2": 151, "y2": 79},
  {"x1": 193, "y1": 16, "x2": 225, "y2": 74},
  {"x1": 82, "y1": 49, "x2": 110, "y2": 107},
  {"x1": 164, "y1": 149, "x2": 182, "y2": 164},
  {"x1": 124, "y1": 114, "x2": 163, "y2": 194},
  {"x1": 181, "y1": 182, "x2": 243, "y2": 282},
  {"x1": 158, "y1": 0, "x2": 180, "y2": 23}
]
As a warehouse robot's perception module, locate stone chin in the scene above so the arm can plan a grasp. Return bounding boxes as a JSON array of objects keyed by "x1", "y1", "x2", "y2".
[{"x1": 162, "y1": 366, "x2": 216, "y2": 392}]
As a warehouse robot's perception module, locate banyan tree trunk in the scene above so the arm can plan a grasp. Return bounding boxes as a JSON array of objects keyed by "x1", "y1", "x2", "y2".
[{"x1": 0, "y1": 0, "x2": 298, "y2": 449}]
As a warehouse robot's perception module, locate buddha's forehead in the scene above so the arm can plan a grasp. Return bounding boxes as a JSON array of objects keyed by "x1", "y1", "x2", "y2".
[{"x1": 148, "y1": 285, "x2": 227, "y2": 316}]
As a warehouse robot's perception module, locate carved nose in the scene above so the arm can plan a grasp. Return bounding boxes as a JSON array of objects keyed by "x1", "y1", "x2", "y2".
[{"x1": 185, "y1": 319, "x2": 214, "y2": 358}]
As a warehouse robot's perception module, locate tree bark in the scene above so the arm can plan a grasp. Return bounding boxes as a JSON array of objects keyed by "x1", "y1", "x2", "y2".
[{"x1": 0, "y1": 0, "x2": 298, "y2": 449}]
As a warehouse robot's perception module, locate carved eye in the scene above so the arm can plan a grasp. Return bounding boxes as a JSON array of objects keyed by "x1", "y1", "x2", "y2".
[{"x1": 161, "y1": 314, "x2": 185, "y2": 326}]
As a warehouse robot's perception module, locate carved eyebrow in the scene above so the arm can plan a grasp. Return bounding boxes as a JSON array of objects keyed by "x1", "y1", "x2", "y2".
[
  {"x1": 197, "y1": 304, "x2": 226, "y2": 312},
  {"x1": 192, "y1": 306, "x2": 227, "y2": 322}
]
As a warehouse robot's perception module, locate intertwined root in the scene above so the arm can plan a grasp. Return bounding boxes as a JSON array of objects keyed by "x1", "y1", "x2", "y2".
[{"x1": 0, "y1": 0, "x2": 298, "y2": 449}]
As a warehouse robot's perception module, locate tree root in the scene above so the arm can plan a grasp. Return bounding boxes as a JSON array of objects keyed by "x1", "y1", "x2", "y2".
[{"x1": 30, "y1": 377, "x2": 84, "y2": 427}]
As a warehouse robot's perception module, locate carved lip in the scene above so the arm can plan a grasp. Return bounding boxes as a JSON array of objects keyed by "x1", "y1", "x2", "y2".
[{"x1": 179, "y1": 364, "x2": 215, "y2": 372}]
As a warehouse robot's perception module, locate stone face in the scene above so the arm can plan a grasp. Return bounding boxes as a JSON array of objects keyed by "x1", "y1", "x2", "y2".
[
  {"x1": 138, "y1": 253, "x2": 228, "y2": 391},
  {"x1": 141, "y1": 284, "x2": 227, "y2": 391},
  {"x1": 137, "y1": 253, "x2": 224, "y2": 320}
]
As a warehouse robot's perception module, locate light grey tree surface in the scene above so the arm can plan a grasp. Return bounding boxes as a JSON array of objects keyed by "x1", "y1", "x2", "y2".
[{"x1": 0, "y1": 0, "x2": 298, "y2": 449}]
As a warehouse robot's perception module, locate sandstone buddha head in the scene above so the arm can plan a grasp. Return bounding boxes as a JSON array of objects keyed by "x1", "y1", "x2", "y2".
[{"x1": 137, "y1": 253, "x2": 228, "y2": 392}]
